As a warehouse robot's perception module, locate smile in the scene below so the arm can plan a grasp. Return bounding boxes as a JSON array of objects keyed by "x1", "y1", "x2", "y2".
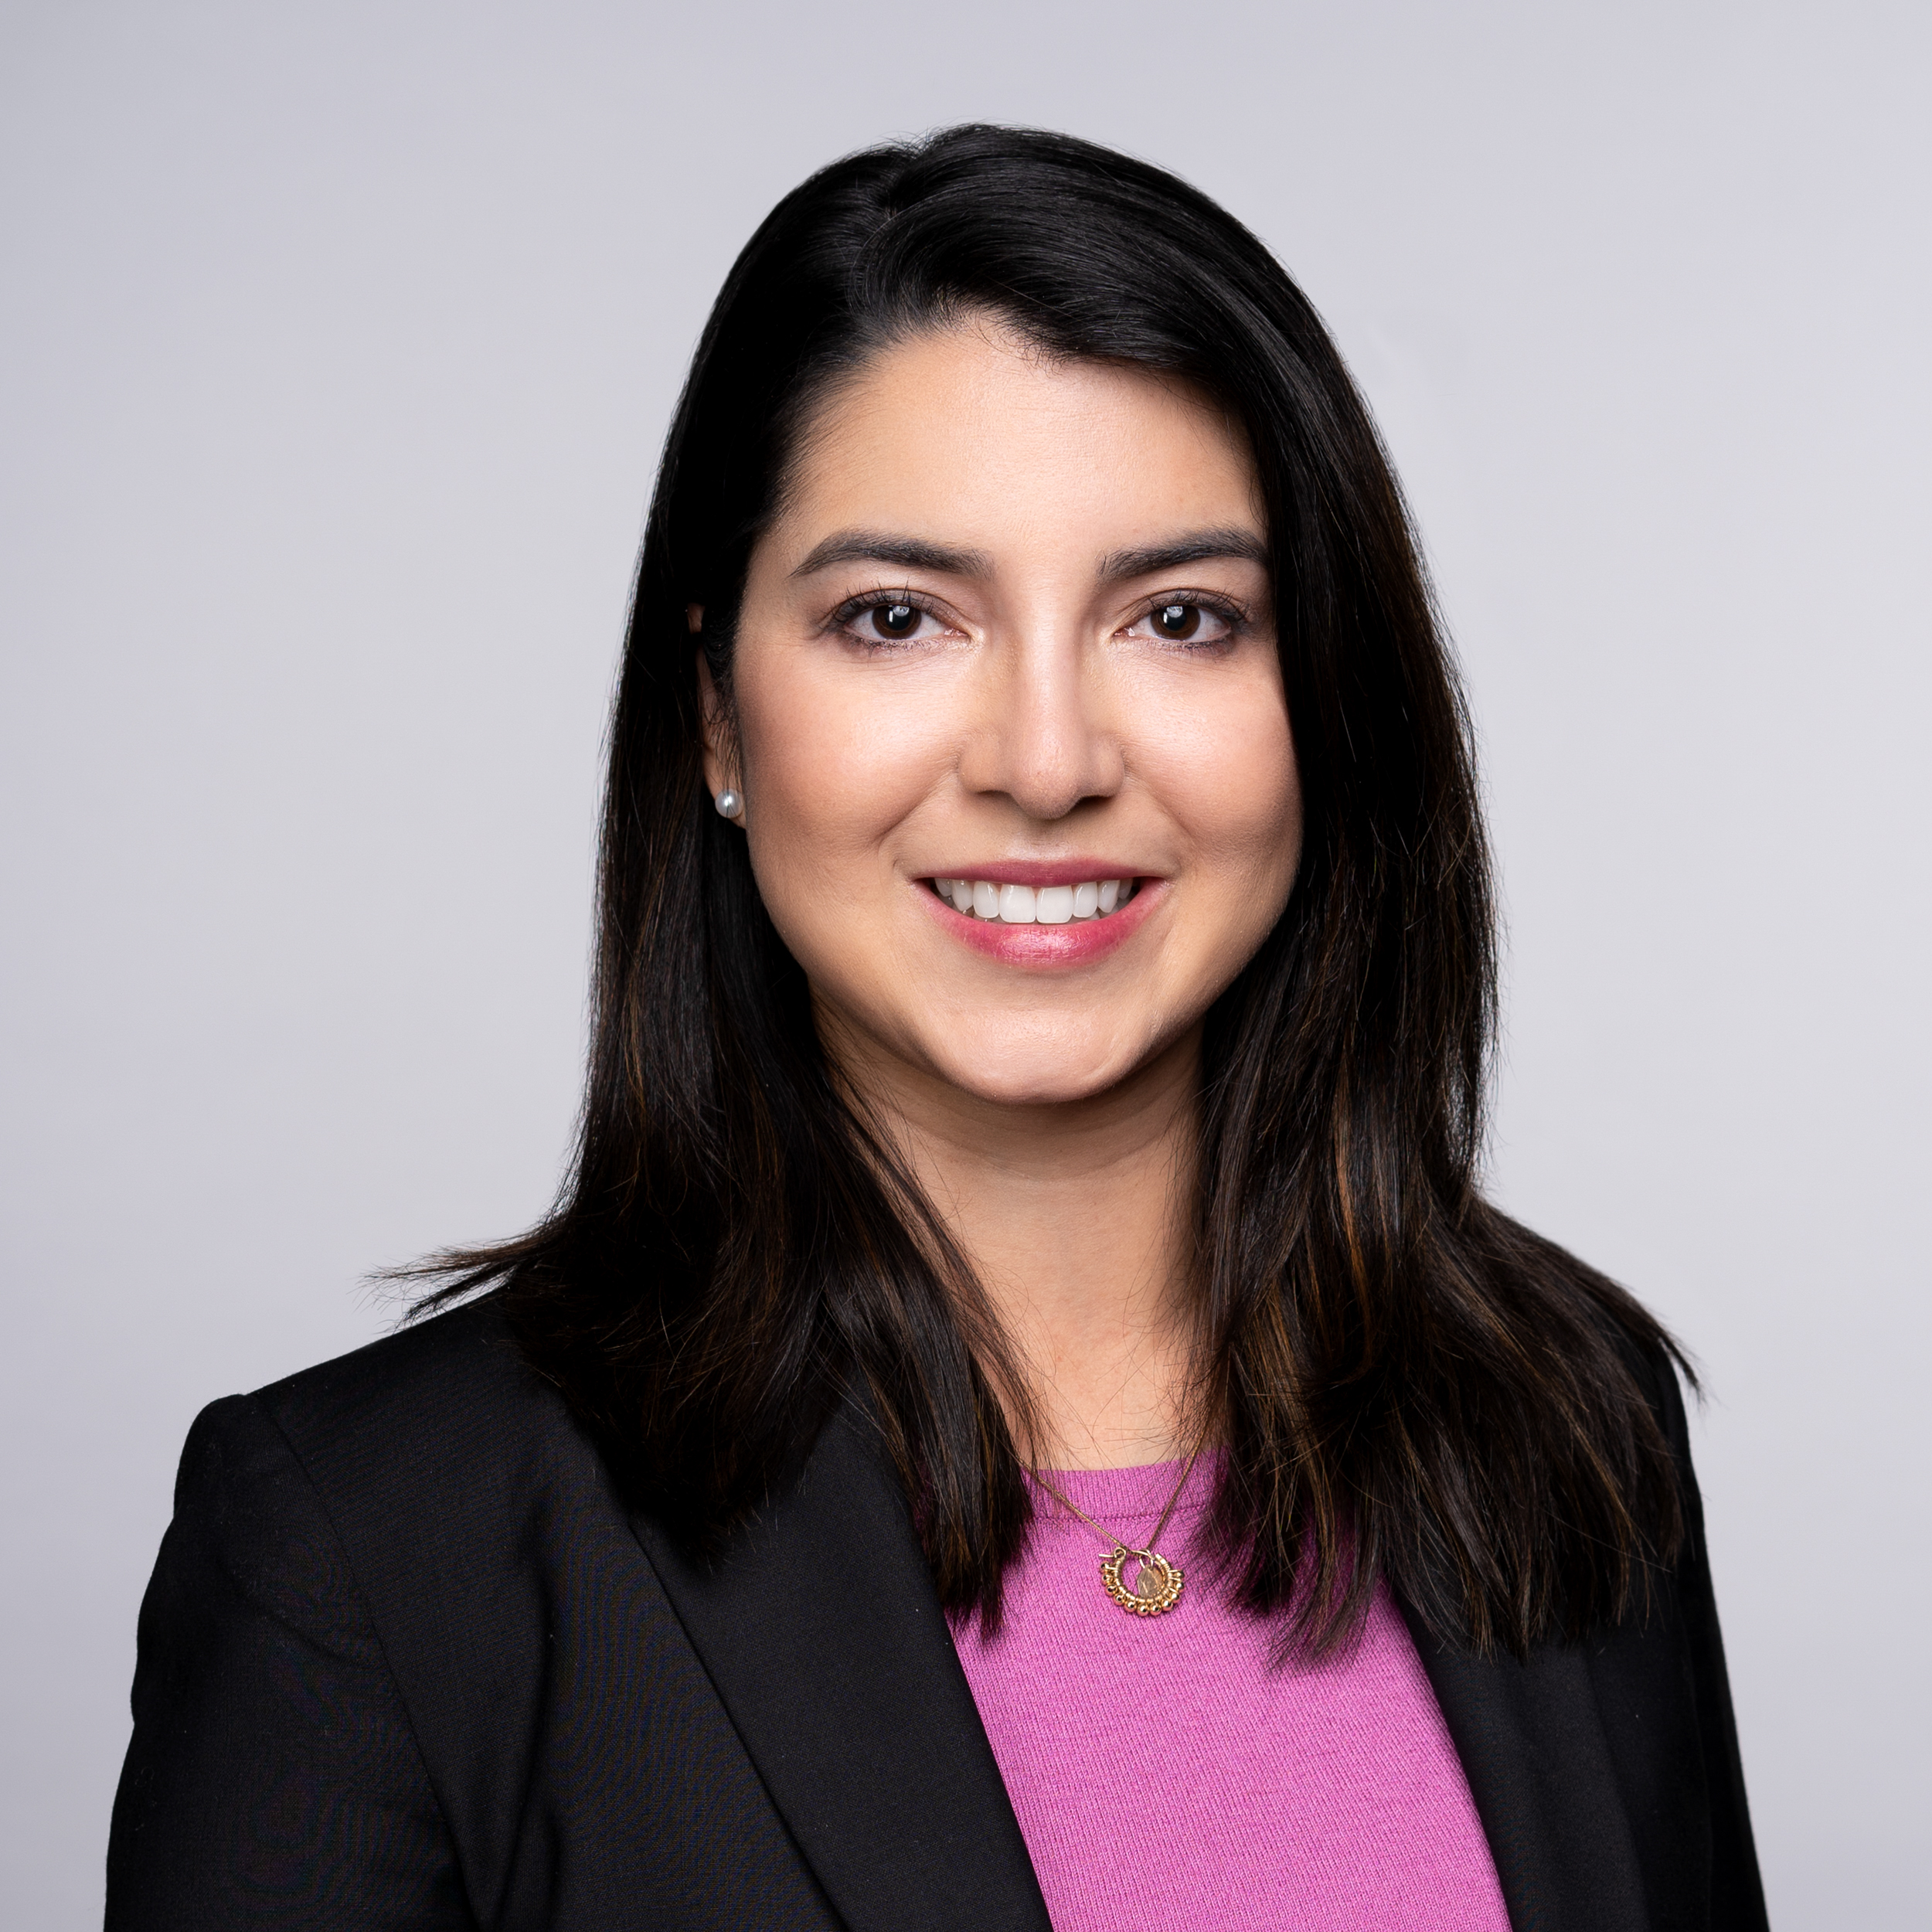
[{"x1": 928, "y1": 877, "x2": 1141, "y2": 924}]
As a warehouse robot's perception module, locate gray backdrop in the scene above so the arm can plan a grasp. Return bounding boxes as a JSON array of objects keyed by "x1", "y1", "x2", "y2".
[{"x1": 4, "y1": 2, "x2": 1927, "y2": 1923}]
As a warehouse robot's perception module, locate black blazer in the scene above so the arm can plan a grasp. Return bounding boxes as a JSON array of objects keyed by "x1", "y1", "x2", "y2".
[{"x1": 107, "y1": 1296, "x2": 1767, "y2": 1931}]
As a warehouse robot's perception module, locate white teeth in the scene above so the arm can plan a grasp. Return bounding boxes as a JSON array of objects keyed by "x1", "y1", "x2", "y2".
[{"x1": 934, "y1": 876, "x2": 1138, "y2": 924}]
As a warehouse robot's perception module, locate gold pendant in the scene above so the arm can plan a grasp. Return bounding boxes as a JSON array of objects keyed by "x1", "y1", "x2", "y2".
[{"x1": 1100, "y1": 1545, "x2": 1184, "y2": 1617}]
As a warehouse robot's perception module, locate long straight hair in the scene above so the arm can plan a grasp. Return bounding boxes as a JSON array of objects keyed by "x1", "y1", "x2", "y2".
[{"x1": 422, "y1": 124, "x2": 1685, "y2": 1655}]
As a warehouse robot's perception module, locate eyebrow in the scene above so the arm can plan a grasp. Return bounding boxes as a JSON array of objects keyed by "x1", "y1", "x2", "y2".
[
  {"x1": 791, "y1": 532, "x2": 992, "y2": 579},
  {"x1": 791, "y1": 524, "x2": 1269, "y2": 584},
  {"x1": 1096, "y1": 527, "x2": 1270, "y2": 580}
]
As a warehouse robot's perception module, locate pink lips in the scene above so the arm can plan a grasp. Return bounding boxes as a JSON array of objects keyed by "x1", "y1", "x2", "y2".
[{"x1": 918, "y1": 871, "x2": 1161, "y2": 967}]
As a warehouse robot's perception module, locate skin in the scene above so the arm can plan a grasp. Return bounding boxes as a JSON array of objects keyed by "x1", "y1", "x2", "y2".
[{"x1": 699, "y1": 319, "x2": 1302, "y2": 1468}]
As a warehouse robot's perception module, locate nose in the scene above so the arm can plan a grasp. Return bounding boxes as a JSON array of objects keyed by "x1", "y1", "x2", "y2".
[{"x1": 957, "y1": 619, "x2": 1124, "y2": 822}]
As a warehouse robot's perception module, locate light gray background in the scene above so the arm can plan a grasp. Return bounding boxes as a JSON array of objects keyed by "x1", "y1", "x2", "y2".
[{"x1": 3, "y1": 2, "x2": 1926, "y2": 1923}]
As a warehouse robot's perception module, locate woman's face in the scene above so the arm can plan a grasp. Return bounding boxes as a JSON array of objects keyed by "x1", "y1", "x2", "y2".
[{"x1": 706, "y1": 321, "x2": 1302, "y2": 1111}]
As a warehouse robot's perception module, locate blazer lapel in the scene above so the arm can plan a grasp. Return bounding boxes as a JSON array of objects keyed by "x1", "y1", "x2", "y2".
[
  {"x1": 631, "y1": 1406, "x2": 1052, "y2": 1932},
  {"x1": 1402, "y1": 1604, "x2": 1651, "y2": 1932}
]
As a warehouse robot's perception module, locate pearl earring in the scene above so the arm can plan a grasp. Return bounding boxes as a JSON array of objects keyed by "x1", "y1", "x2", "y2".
[{"x1": 713, "y1": 788, "x2": 743, "y2": 820}]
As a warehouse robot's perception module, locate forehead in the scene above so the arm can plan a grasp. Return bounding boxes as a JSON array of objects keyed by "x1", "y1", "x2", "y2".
[{"x1": 771, "y1": 322, "x2": 1264, "y2": 562}]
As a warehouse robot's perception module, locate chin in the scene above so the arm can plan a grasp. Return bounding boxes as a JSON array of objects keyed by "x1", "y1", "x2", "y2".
[
  {"x1": 953, "y1": 1070, "x2": 1120, "y2": 1109},
  {"x1": 925, "y1": 1029, "x2": 1148, "y2": 1110}
]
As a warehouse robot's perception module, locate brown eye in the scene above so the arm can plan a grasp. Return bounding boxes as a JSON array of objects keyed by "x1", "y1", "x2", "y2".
[
  {"x1": 1125, "y1": 597, "x2": 1238, "y2": 647},
  {"x1": 870, "y1": 601, "x2": 920, "y2": 638}
]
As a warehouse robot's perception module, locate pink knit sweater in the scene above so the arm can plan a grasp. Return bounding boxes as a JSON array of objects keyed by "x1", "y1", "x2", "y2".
[{"x1": 950, "y1": 1457, "x2": 1509, "y2": 1930}]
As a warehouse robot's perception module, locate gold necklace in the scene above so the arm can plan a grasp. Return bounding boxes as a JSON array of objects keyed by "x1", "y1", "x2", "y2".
[{"x1": 1029, "y1": 1444, "x2": 1204, "y2": 1618}]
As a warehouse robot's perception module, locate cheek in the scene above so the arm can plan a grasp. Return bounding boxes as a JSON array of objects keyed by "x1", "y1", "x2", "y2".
[
  {"x1": 731, "y1": 646, "x2": 952, "y2": 886},
  {"x1": 1134, "y1": 664, "x2": 1303, "y2": 892}
]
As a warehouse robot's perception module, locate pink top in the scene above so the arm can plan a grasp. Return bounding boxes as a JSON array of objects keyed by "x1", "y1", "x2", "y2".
[{"x1": 950, "y1": 1457, "x2": 1510, "y2": 1931}]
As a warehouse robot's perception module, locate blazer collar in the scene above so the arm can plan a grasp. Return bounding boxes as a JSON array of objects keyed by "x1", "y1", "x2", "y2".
[
  {"x1": 631, "y1": 1406, "x2": 1051, "y2": 1932},
  {"x1": 634, "y1": 1406, "x2": 1657, "y2": 1932}
]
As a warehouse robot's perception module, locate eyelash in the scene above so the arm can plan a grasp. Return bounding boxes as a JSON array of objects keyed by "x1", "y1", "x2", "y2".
[
  {"x1": 825, "y1": 588, "x2": 949, "y2": 647},
  {"x1": 824, "y1": 587, "x2": 1253, "y2": 648},
  {"x1": 1125, "y1": 590, "x2": 1251, "y2": 648}
]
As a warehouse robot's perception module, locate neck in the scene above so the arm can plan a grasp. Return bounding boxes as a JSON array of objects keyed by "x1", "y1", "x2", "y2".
[{"x1": 824, "y1": 1012, "x2": 1203, "y2": 1471}]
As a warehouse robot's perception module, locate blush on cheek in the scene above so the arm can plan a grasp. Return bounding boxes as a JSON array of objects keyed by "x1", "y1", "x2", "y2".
[
  {"x1": 742, "y1": 644, "x2": 956, "y2": 804},
  {"x1": 733, "y1": 740, "x2": 929, "y2": 985},
  {"x1": 1141, "y1": 703, "x2": 1301, "y2": 885}
]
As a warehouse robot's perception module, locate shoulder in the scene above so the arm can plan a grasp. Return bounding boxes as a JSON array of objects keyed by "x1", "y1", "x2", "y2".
[
  {"x1": 251, "y1": 1290, "x2": 546, "y2": 1454},
  {"x1": 247, "y1": 1289, "x2": 613, "y2": 1551},
  {"x1": 216, "y1": 1298, "x2": 671, "y2": 1808}
]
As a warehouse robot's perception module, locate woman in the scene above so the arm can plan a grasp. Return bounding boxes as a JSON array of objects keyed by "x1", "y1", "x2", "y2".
[{"x1": 107, "y1": 126, "x2": 1766, "y2": 1930}]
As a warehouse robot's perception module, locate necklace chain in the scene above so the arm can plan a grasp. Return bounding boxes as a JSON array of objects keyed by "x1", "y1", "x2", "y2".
[{"x1": 1029, "y1": 1440, "x2": 1204, "y2": 1619}]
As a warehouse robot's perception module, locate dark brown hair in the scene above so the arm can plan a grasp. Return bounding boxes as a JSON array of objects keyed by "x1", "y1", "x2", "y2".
[{"x1": 421, "y1": 124, "x2": 1685, "y2": 1655}]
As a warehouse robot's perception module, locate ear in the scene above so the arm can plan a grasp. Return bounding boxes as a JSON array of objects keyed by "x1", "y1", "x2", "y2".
[{"x1": 694, "y1": 649, "x2": 736, "y2": 804}]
